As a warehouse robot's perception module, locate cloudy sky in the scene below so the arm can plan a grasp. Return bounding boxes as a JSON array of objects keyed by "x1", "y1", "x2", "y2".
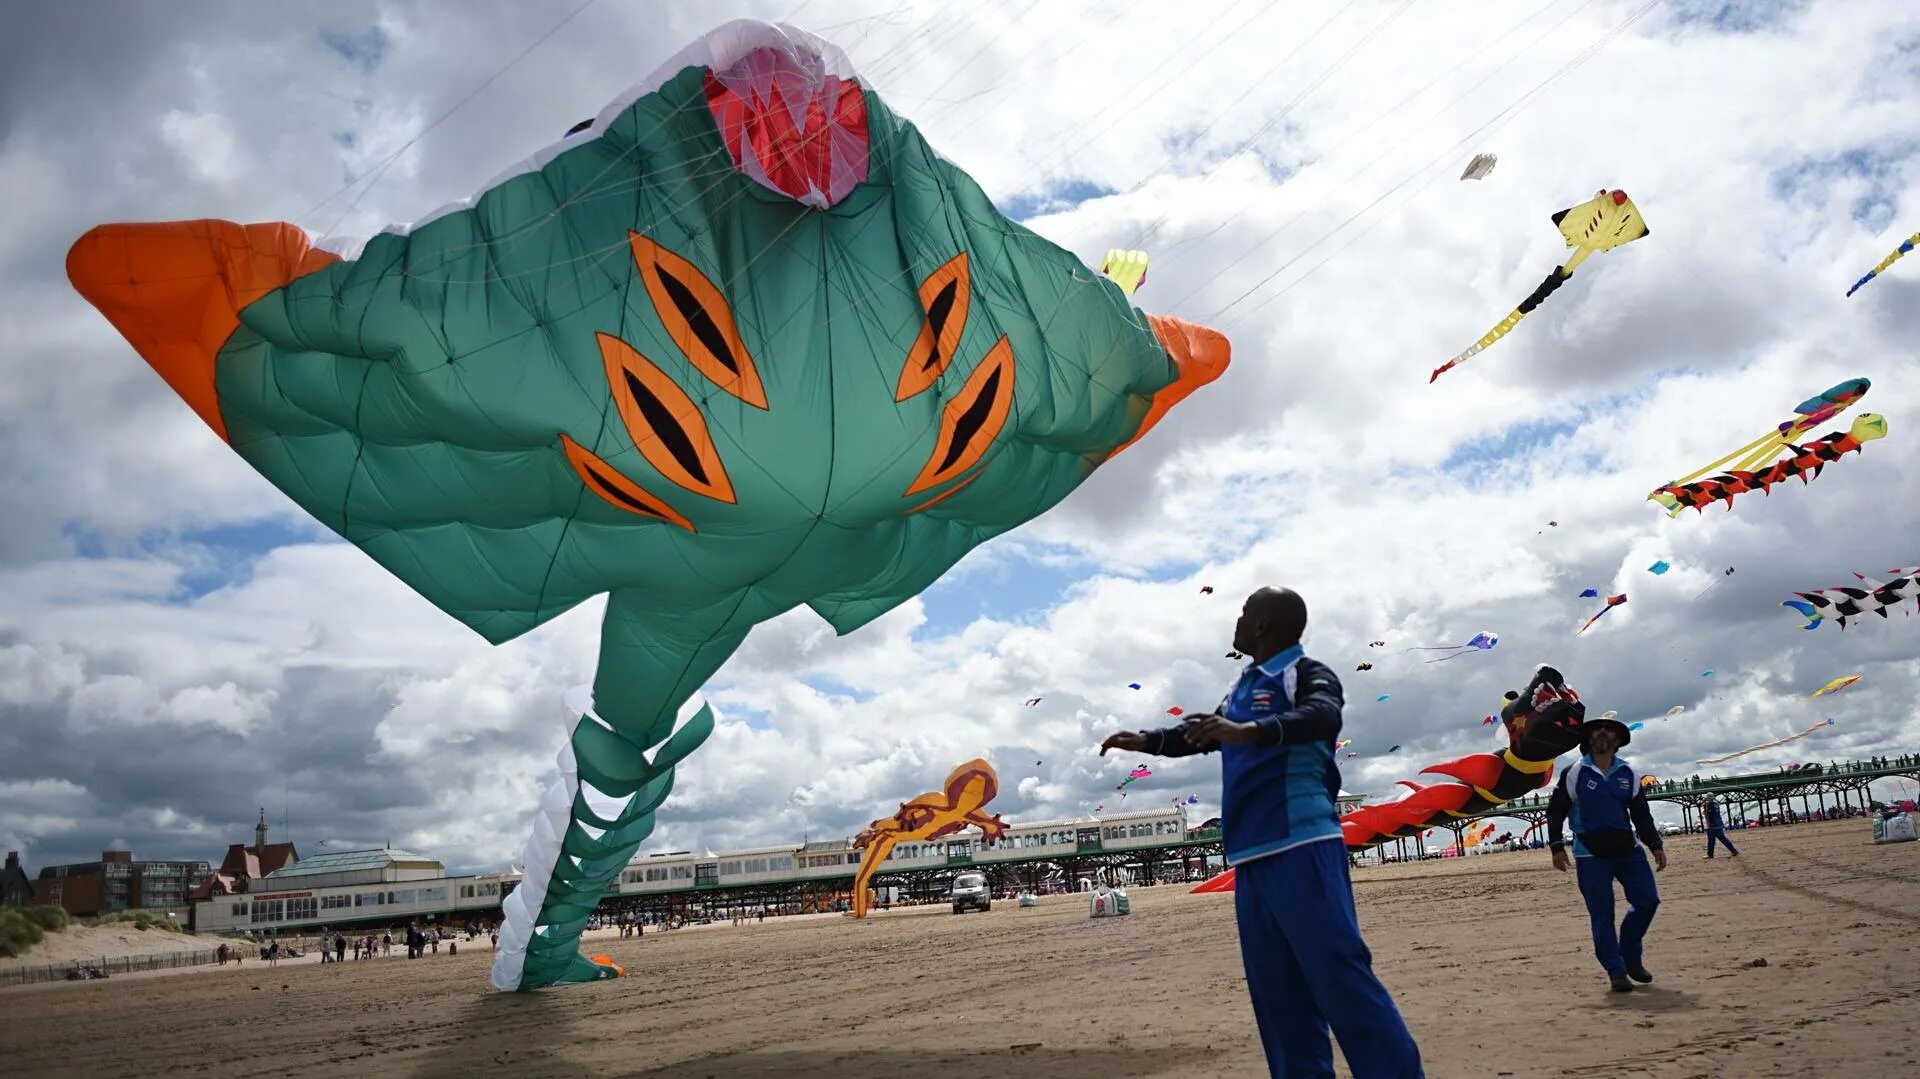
[{"x1": 3, "y1": 0, "x2": 1918, "y2": 876}]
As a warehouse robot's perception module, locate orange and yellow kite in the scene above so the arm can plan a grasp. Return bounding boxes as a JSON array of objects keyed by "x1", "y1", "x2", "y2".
[{"x1": 849, "y1": 759, "x2": 1006, "y2": 918}]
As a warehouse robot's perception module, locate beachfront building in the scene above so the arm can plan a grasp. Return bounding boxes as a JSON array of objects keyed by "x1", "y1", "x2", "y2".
[
  {"x1": 33, "y1": 849, "x2": 214, "y2": 916},
  {"x1": 186, "y1": 845, "x2": 502, "y2": 934},
  {"x1": 182, "y1": 806, "x2": 1222, "y2": 934},
  {"x1": 604, "y1": 806, "x2": 1221, "y2": 920}
]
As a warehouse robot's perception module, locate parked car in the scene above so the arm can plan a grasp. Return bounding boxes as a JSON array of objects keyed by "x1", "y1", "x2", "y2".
[{"x1": 949, "y1": 872, "x2": 990, "y2": 914}]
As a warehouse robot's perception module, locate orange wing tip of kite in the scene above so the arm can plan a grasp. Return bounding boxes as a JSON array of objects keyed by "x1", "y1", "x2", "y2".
[
  {"x1": 1189, "y1": 868, "x2": 1236, "y2": 893},
  {"x1": 1106, "y1": 313, "x2": 1231, "y2": 462},
  {"x1": 588, "y1": 954, "x2": 625, "y2": 976},
  {"x1": 66, "y1": 220, "x2": 340, "y2": 443}
]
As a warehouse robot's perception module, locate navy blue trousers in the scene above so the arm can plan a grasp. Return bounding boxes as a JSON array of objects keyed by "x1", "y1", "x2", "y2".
[
  {"x1": 1574, "y1": 848, "x2": 1660, "y2": 976},
  {"x1": 1705, "y1": 827, "x2": 1739, "y2": 857},
  {"x1": 1234, "y1": 839, "x2": 1422, "y2": 1078}
]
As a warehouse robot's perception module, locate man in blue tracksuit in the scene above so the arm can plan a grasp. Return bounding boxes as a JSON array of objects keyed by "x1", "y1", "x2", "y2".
[
  {"x1": 1101, "y1": 587, "x2": 1421, "y2": 1077},
  {"x1": 1547, "y1": 714, "x2": 1667, "y2": 992},
  {"x1": 1702, "y1": 796, "x2": 1739, "y2": 859}
]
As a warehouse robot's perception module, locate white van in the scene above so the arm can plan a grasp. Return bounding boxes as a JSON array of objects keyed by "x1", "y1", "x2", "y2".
[{"x1": 949, "y1": 872, "x2": 990, "y2": 914}]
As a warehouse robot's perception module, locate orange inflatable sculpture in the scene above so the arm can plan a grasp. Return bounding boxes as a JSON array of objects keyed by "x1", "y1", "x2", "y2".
[{"x1": 849, "y1": 759, "x2": 1006, "y2": 918}]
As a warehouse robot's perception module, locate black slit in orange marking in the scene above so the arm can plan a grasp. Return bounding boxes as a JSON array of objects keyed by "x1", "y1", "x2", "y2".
[
  {"x1": 598, "y1": 332, "x2": 736, "y2": 504},
  {"x1": 622, "y1": 367, "x2": 708, "y2": 485},
  {"x1": 904, "y1": 335, "x2": 1014, "y2": 498},
  {"x1": 560, "y1": 433, "x2": 695, "y2": 532},
  {"x1": 628, "y1": 232, "x2": 767, "y2": 409},
  {"x1": 895, "y1": 252, "x2": 971, "y2": 402}
]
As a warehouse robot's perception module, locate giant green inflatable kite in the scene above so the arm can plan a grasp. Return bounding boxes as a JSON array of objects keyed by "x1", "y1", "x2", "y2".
[{"x1": 67, "y1": 20, "x2": 1229, "y2": 990}]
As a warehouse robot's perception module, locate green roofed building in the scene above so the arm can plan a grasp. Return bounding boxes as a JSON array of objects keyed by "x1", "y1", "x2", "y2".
[{"x1": 254, "y1": 847, "x2": 445, "y2": 893}]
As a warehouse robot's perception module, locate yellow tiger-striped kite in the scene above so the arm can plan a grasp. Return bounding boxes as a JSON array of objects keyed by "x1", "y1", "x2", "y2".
[{"x1": 1431, "y1": 189, "x2": 1649, "y2": 383}]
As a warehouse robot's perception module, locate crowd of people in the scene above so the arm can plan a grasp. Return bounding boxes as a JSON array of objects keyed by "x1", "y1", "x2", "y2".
[
  {"x1": 211, "y1": 919, "x2": 504, "y2": 969},
  {"x1": 310, "y1": 920, "x2": 502, "y2": 963}
]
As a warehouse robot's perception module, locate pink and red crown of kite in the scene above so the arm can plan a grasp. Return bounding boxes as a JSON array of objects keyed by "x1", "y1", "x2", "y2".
[{"x1": 703, "y1": 46, "x2": 869, "y2": 208}]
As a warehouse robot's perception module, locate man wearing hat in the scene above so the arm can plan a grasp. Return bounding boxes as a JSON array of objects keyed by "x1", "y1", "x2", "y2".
[{"x1": 1546, "y1": 711, "x2": 1667, "y2": 992}]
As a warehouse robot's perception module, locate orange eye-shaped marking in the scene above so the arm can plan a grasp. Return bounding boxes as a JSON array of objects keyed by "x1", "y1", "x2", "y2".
[
  {"x1": 560, "y1": 433, "x2": 696, "y2": 532},
  {"x1": 597, "y1": 332, "x2": 736, "y2": 504},
  {"x1": 894, "y1": 252, "x2": 971, "y2": 402},
  {"x1": 903, "y1": 334, "x2": 1014, "y2": 498},
  {"x1": 628, "y1": 232, "x2": 767, "y2": 409},
  {"x1": 901, "y1": 470, "x2": 982, "y2": 514}
]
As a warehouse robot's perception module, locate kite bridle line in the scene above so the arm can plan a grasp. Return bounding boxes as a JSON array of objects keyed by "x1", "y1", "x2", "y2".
[
  {"x1": 1205, "y1": 0, "x2": 1668, "y2": 331},
  {"x1": 1152, "y1": 0, "x2": 1605, "y2": 307},
  {"x1": 1154, "y1": 0, "x2": 1580, "y2": 280},
  {"x1": 299, "y1": 0, "x2": 606, "y2": 238},
  {"x1": 919, "y1": 0, "x2": 1424, "y2": 301},
  {"x1": 1017, "y1": 0, "x2": 1414, "y2": 341},
  {"x1": 1120, "y1": 0, "x2": 1416, "y2": 251}
]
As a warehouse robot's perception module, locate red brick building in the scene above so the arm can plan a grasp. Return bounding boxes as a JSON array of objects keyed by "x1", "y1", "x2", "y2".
[
  {"x1": 34, "y1": 849, "x2": 212, "y2": 916},
  {"x1": 185, "y1": 810, "x2": 300, "y2": 903}
]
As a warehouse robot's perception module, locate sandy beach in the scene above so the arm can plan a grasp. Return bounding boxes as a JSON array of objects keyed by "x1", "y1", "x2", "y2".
[
  {"x1": 3, "y1": 818, "x2": 1914, "y2": 1078},
  {"x1": 0, "y1": 922, "x2": 224, "y2": 972}
]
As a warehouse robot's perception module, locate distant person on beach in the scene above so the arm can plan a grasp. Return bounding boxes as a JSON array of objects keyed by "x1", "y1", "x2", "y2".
[
  {"x1": 1703, "y1": 796, "x2": 1739, "y2": 859},
  {"x1": 1100, "y1": 586, "x2": 1423, "y2": 1077},
  {"x1": 1549, "y1": 714, "x2": 1667, "y2": 993}
]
